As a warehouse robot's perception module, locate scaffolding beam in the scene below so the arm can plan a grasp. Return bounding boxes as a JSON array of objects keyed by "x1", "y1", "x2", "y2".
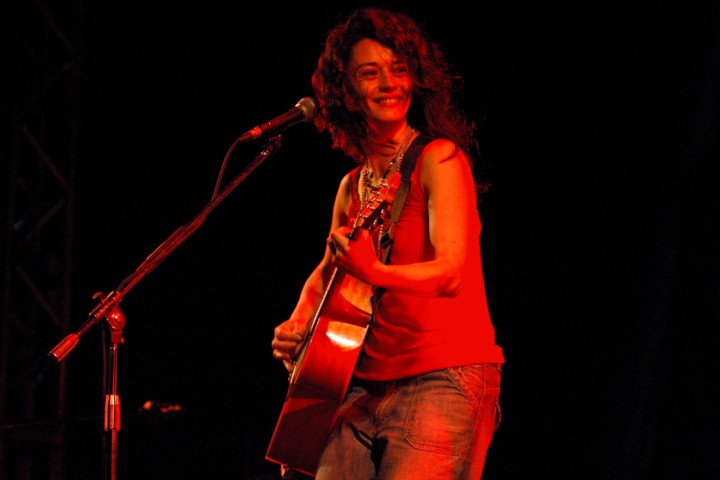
[{"x1": 2, "y1": 1, "x2": 82, "y2": 479}]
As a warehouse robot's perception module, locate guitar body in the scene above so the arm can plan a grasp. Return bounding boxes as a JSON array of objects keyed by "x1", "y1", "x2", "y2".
[{"x1": 265, "y1": 272, "x2": 374, "y2": 476}]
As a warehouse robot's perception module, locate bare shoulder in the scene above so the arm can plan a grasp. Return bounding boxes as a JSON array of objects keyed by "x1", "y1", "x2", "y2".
[
  {"x1": 421, "y1": 137, "x2": 462, "y2": 162},
  {"x1": 338, "y1": 168, "x2": 358, "y2": 196},
  {"x1": 333, "y1": 168, "x2": 358, "y2": 217},
  {"x1": 417, "y1": 138, "x2": 468, "y2": 181}
]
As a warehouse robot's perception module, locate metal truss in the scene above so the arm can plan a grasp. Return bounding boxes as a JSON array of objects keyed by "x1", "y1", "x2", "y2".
[{"x1": 2, "y1": 1, "x2": 82, "y2": 478}]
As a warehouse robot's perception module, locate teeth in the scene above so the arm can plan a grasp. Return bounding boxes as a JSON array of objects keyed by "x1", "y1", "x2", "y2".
[{"x1": 378, "y1": 98, "x2": 399, "y2": 104}]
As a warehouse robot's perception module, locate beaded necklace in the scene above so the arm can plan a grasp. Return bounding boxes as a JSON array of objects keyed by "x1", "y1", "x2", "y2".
[{"x1": 358, "y1": 127, "x2": 415, "y2": 207}]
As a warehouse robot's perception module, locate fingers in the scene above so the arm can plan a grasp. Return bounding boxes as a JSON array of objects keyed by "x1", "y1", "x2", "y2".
[
  {"x1": 272, "y1": 330, "x2": 299, "y2": 349},
  {"x1": 327, "y1": 235, "x2": 344, "y2": 269},
  {"x1": 327, "y1": 235, "x2": 337, "y2": 255},
  {"x1": 272, "y1": 345, "x2": 294, "y2": 368},
  {"x1": 272, "y1": 349, "x2": 290, "y2": 362},
  {"x1": 328, "y1": 227, "x2": 354, "y2": 255},
  {"x1": 328, "y1": 231, "x2": 345, "y2": 254},
  {"x1": 273, "y1": 324, "x2": 303, "y2": 343},
  {"x1": 272, "y1": 322, "x2": 304, "y2": 369},
  {"x1": 328, "y1": 229, "x2": 353, "y2": 267},
  {"x1": 272, "y1": 349, "x2": 295, "y2": 373}
]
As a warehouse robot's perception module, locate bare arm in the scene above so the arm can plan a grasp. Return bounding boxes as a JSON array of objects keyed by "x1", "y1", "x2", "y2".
[{"x1": 271, "y1": 172, "x2": 353, "y2": 370}]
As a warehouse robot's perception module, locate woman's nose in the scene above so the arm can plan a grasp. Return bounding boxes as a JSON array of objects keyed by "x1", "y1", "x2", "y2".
[{"x1": 378, "y1": 70, "x2": 397, "y2": 88}]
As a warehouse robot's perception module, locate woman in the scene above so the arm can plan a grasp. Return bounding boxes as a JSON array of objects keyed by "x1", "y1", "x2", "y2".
[{"x1": 271, "y1": 7, "x2": 504, "y2": 479}]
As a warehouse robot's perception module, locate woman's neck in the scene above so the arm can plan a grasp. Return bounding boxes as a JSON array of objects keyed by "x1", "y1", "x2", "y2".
[{"x1": 362, "y1": 124, "x2": 414, "y2": 178}]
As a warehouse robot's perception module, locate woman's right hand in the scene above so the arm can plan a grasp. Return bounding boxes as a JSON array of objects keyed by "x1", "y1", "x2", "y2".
[{"x1": 271, "y1": 319, "x2": 306, "y2": 373}]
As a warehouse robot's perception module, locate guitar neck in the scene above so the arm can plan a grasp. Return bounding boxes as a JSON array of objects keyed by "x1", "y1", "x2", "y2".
[{"x1": 289, "y1": 265, "x2": 341, "y2": 384}]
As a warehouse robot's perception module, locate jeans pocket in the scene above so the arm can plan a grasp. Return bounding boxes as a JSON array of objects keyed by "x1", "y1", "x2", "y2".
[{"x1": 403, "y1": 369, "x2": 476, "y2": 457}]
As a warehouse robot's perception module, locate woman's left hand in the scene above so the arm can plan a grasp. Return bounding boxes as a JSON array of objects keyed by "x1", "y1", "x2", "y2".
[{"x1": 328, "y1": 227, "x2": 380, "y2": 282}]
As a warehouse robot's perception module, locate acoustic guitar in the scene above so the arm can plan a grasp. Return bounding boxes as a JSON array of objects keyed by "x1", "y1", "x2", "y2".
[{"x1": 265, "y1": 170, "x2": 401, "y2": 477}]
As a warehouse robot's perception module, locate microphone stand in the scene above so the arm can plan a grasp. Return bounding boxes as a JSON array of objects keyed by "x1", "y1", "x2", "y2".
[{"x1": 48, "y1": 133, "x2": 285, "y2": 480}]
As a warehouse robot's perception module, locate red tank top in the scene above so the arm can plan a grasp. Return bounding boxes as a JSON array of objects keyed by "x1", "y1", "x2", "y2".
[{"x1": 349, "y1": 137, "x2": 504, "y2": 381}]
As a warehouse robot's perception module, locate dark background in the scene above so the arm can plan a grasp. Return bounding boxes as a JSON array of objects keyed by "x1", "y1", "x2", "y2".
[{"x1": 5, "y1": 1, "x2": 720, "y2": 479}]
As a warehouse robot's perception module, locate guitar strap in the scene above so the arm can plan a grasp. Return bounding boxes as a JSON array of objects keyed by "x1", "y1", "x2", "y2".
[
  {"x1": 378, "y1": 134, "x2": 432, "y2": 263},
  {"x1": 370, "y1": 133, "x2": 432, "y2": 324}
]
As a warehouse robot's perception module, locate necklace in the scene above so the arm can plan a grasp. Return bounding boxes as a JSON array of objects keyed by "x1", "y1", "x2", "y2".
[{"x1": 359, "y1": 127, "x2": 415, "y2": 206}]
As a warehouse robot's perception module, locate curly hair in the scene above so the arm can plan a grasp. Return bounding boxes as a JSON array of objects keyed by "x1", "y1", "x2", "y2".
[{"x1": 311, "y1": 7, "x2": 478, "y2": 166}]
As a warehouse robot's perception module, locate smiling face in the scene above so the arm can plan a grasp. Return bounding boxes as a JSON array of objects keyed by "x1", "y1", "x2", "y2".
[{"x1": 345, "y1": 38, "x2": 413, "y2": 134}]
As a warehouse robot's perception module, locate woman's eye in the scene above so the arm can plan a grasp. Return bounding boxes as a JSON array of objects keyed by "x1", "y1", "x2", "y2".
[
  {"x1": 358, "y1": 69, "x2": 379, "y2": 80},
  {"x1": 392, "y1": 65, "x2": 409, "y2": 76}
]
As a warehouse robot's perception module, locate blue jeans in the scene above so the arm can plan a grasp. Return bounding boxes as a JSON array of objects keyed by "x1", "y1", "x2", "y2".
[{"x1": 314, "y1": 363, "x2": 502, "y2": 479}]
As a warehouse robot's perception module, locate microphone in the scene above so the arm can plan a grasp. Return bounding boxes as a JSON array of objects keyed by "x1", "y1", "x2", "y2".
[{"x1": 238, "y1": 97, "x2": 317, "y2": 142}]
